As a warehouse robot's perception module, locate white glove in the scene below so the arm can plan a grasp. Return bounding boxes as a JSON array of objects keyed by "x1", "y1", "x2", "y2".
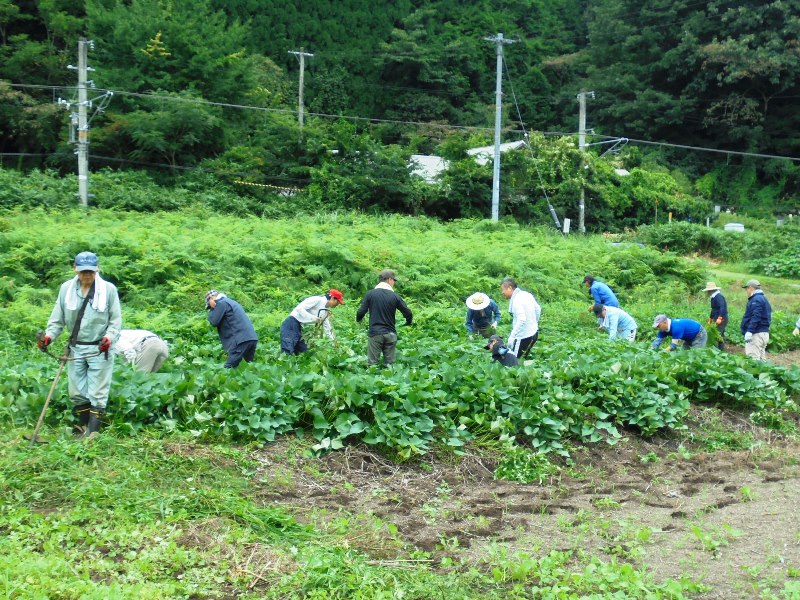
[
  {"x1": 491, "y1": 322, "x2": 497, "y2": 329},
  {"x1": 793, "y1": 328, "x2": 799, "y2": 337},
  {"x1": 744, "y1": 332, "x2": 753, "y2": 342},
  {"x1": 468, "y1": 334, "x2": 474, "y2": 340}
]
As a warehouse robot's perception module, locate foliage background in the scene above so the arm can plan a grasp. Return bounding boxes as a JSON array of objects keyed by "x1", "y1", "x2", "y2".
[{"x1": 0, "y1": 0, "x2": 798, "y2": 227}]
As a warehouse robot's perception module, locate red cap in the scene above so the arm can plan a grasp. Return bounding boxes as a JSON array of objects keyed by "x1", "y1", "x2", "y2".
[{"x1": 329, "y1": 289, "x2": 345, "y2": 304}]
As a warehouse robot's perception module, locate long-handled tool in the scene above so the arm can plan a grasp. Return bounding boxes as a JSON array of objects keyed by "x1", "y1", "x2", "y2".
[{"x1": 27, "y1": 335, "x2": 71, "y2": 447}]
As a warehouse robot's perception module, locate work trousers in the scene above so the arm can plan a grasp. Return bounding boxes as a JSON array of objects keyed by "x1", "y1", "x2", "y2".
[
  {"x1": 368, "y1": 332, "x2": 397, "y2": 365},
  {"x1": 715, "y1": 318, "x2": 728, "y2": 349},
  {"x1": 280, "y1": 316, "x2": 307, "y2": 355},
  {"x1": 134, "y1": 337, "x2": 169, "y2": 373},
  {"x1": 614, "y1": 328, "x2": 637, "y2": 342},
  {"x1": 745, "y1": 332, "x2": 769, "y2": 361},
  {"x1": 683, "y1": 327, "x2": 708, "y2": 349},
  {"x1": 68, "y1": 344, "x2": 115, "y2": 410},
  {"x1": 509, "y1": 331, "x2": 538, "y2": 358},
  {"x1": 225, "y1": 339, "x2": 257, "y2": 368}
]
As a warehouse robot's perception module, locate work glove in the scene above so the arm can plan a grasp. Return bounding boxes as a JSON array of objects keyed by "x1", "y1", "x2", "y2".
[
  {"x1": 98, "y1": 337, "x2": 112, "y2": 353},
  {"x1": 793, "y1": 328, "x2": 799, "y2": 337},
  {"x1": 744, "y1": 332, "x2": 753, "y2": 342},
  {"x1": 491, "y1": 322, "x2": 497, "y2": 329},
  {"x1": 468, "y1": 334, "x2": 474, "y2": 340},
  {"x1": 715, "y1": 316, "x2": 724, "y2": 325},
  {"x1": 37, "y1": 334, "x2": 52, "y2": 351}
]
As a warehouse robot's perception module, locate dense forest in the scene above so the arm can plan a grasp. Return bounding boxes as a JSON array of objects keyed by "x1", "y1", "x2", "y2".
[{"x1": 0, "y1": 0, "x2": 798, "y2": 226}]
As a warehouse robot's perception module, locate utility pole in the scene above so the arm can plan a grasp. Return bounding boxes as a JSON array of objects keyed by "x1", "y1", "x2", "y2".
[
  {"x1": 288, "y1": 48, "x2": 313, "y2": 128},
  {"x1": 75, "y1": 39, "x2": 90, "y2": 207},
  {"x1": 485, "y1": 33, "x2": 514, "y2": 222},
  {"x1": 60, "y1": 39, "x2": 111, "y2": 207},
  {"x1": 577, "y1": 89, "x2": 594, "y2": 233}
]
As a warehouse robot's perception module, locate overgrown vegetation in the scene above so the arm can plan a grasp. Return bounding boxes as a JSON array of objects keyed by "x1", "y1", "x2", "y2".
[{"x1": 1, "y1": 1, "x2": 799, "y2": 224}]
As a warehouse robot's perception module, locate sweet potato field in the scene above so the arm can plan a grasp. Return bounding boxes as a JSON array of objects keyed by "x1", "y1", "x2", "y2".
[{"x1": 1, "y1": 207, "x2": 800, "y2": 598}]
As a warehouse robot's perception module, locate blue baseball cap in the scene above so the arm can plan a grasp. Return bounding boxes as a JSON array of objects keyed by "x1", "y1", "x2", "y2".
[{"x1": 74, "y1": 251, "x2": 99, "y2": 272}]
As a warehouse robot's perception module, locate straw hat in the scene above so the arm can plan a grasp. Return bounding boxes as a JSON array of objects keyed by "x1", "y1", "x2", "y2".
[
  {"x1": 466, "y1": 292, "x2": 490, "y2": 310},
  {"x1": 702, "y1": 281, "x2": 721, "y2": 292}
]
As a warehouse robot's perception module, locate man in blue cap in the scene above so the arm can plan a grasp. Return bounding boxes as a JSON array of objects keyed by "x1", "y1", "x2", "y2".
[{"x1": 38, "y1": 251, "x2": 122, "y2": 437}]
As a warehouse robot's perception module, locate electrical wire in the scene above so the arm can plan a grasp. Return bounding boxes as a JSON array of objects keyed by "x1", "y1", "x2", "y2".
[
  {"x1": 501, "y1": 55, "x2": 564, "y2": 232},
  {"x1": 5, "y1": 79, "x2": 800, "y2": 167}
]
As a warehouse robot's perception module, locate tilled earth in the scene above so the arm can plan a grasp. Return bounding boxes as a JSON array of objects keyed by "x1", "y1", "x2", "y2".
[{"x1": 251, "y1": 407, "x2": 800, "y2": 599}]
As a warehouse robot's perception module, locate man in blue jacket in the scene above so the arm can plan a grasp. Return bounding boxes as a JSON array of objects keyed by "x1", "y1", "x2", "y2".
[
  {"x1": 652, "y1": 314, "x2": 707, "y2": 351},
  {"x1": 740, "y1": 279, "x2": 771, "y2": 361},
  {"x1": 206, "y1": 290, "x2": 259, "y2": 368},
  {"x1": 584, "y1": 275, "x2": 619, "y2": 313},
  {"x1": 465, "y1": 292, "x2": 501, "y2": 339}
]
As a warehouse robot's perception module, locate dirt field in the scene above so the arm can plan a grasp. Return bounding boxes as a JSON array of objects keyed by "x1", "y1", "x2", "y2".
[{"x1": 251, "y1": 405, "x2": 800, "y2": 599}]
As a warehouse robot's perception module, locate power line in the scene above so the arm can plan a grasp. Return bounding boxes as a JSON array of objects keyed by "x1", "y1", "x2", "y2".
[
  {"x1": 5, "y1": 82, "x2": 800, "y2": 164},
  {"x1": 608, "y1": 137, "x2": 800, "y2": 163}
]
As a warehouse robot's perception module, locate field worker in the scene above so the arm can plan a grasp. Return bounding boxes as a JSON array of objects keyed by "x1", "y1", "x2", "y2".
[
  {"x1": 651, "y1": 314, "x2": 707, "y2": 351},
  {"x1": 280, "y1": 289, "x2": 345, "y2": 354},
  {"x1": 583, "y1": 275, "x2": 619, "y2": 311},
  {"x1": 465, "y1": 292, "x2": 501, "y2": 339},
  {"x1": 114, "y1": 330, "x2": 169, "y2": 373},
  {"x1": 206, "y1": 290, "x2": 258, "y2": 368},
  {"x1": 740, "y1": 279, "x2": 772, "y2": 361},
  {"x1": 38, "y1": 251, "x2": 122, "y2": 437},
  {"x1": 356, "y1": 269, "x2": 413, "y2": 366},
  {"x1": 794, "y1": 316, "x2": 800, "y2": 337},
  {"x1": 592, "y1": 304, "x2": 637, "y2": 342},
  {"x1": 484, "y1": 334, "x2": 518, "y2": 367},
  {"x1": 500, "y1": 277, "x2": 541, "y2": 358},
  {"x1": 703, "y1": 281, "x2": 728, "y2": 350}
]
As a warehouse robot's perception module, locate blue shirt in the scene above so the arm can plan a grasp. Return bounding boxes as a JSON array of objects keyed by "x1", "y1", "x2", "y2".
[
  {"x1": 590, "y1": 281, "x2": 619, "y2": 308},
  {"x1": 465, "y1": 299, "x2": 501, "y2": 334},
  {"x1": 652, "y1": 318, "x2": 702, "y2": 349},
  {"x1": 601, "y1": 306, "x2": 637, "y2": 340}
]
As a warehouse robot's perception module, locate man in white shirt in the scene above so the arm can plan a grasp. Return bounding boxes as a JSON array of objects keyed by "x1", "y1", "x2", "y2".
[
  {"x1": 500, "y1": 277, "x2": 541, "y2": 358},
  {"x1": 115, "y1": 329, "x2": 169, "y2": 373},
  {"x1": 280, "y1": 289, "x2": 345, "y2": 354}
]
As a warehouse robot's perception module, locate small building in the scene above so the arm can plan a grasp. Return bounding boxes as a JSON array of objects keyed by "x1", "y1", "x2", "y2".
[
  {"x1": 409, "y1": 154, "x2": 449, "y2": 183},
  {"x1": 724, "y1": 223, "x2": 745, "y2": 232},
  {"x1": 466, "y1": 140, "x2": 529, "y2": 166}
]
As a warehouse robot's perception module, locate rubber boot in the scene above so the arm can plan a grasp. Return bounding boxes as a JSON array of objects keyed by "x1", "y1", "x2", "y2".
[
  {"x1": 72, "y1": 403, "x2": 91, "y2": 436},
  {"x1": 82, "y1": 407, "x2": 105, "y2": 440}
]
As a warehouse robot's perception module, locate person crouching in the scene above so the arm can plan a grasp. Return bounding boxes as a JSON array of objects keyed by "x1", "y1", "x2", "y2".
[{"x1": 484, "y1": 334, "x2": 518, "y2": 367}]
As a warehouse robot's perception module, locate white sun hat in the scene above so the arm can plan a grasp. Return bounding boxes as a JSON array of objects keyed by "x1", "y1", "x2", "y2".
[{"x1": 466, "y1": 292, "x2": 490, "y2": 310}]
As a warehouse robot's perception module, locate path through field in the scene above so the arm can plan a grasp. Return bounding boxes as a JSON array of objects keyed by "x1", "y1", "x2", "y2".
[{"x1": 253, "y1": 407, "x2": 800, "y2": 599}]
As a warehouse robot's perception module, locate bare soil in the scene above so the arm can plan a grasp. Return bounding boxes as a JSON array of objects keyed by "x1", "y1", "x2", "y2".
[{"x1": 250, "y1": 407, "x2": 800, "y2": 599}]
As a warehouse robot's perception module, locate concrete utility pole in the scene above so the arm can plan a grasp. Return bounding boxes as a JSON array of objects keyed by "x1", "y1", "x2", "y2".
[
  {"x1": 288, "y1": 48, "x2": 314, "y2": 128},
  {"x1": 485, "y1": 33, "x2": 514, "y2": 222},
  {"x1": 75, "y1": 39, "x2": 90, "y2": 207},
  {"x1": 60, "y1": 39, "x2": 111, "y2": 207},
  {"x1": 577, "y1": 89, "x2": 594, "y2": 233}
]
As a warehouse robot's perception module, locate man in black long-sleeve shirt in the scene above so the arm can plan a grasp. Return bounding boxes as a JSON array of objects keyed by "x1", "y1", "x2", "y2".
[
  {"x1": 356, "y1": 269, "x2": 413, "y2": 366},
  {"x1": 703, "y1": 281, "x2": 728, "y2": 350}
]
